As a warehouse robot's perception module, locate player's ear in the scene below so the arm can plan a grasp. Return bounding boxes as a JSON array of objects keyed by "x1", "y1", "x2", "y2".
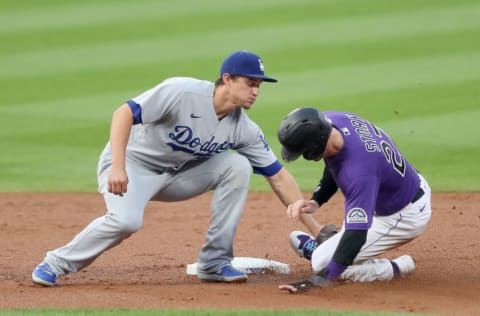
[{"x1": 222, "y1": 73, "x2": 233, "y2": 85}]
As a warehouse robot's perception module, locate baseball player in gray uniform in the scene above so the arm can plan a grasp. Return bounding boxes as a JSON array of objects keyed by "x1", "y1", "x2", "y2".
[
  {"x1": 276, "y1": 107, "x2": 432, "y2": 293},
  {"x1": 32, "y1": 51, "x2": 322, "y2": 286}
]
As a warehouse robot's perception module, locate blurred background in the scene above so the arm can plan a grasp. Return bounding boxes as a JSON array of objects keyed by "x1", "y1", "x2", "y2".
[{"x1": 1, "y1": 0, "x2": 479, "y2": 192}]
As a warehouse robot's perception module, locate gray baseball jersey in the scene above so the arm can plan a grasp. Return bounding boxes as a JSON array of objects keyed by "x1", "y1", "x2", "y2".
[
  {"x1": 98, "y1": 77, "x2": 282, "y2": 177},
  {"x1": 43, "y1": 76, "x2": 284, "y2": 279}
]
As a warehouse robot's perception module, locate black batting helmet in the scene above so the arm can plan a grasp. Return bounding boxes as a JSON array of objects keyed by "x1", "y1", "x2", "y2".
[{"x1": 277, "y1": 107, "x2": 332, "y2": 162}]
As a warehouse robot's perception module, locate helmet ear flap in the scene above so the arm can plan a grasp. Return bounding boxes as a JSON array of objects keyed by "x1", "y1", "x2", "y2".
[
  {"x1": 302, "y1": 141, "x2": 326, "y2": 161},
  {"x1": 278, "y1": 107, "x2": 332, "y2": 162}
]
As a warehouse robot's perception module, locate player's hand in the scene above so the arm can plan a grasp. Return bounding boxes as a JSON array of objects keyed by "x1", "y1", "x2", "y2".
[
  {"x1": 279, "y1": 270, "x2": 333, "y2": 294},
  {"x1": 287, "y1": 199, "x2": 319, "y2": 219},
  {"x1": 279, "y1": 281, "x2": 313, "y2": 293},
  {"x1": 108, "y1": 167, "x2": 128, "y2": 196}
]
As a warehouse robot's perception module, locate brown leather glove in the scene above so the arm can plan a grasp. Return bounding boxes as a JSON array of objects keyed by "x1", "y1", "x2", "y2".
[{"x1": 315, "y1": 224, "x2": 338, "y2": 244}]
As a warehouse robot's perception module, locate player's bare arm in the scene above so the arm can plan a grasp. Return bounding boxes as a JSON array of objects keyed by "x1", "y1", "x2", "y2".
[
  {"x1": 108, "y1": 104, "x2": 133, "y2": 196},
  {"x1": 287, "y1": 199, "x2": 320, "y2": 218},
  {"x1": 266, "y1": 167, "x2": 322, "y2": 235}
]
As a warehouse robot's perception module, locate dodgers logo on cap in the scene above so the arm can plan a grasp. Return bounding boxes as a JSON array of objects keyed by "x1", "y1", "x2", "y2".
[{"x1": 258, "y1": 58, "x2": 264, "y2": 72}]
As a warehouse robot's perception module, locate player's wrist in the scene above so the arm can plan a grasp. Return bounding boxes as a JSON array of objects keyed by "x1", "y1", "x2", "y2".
[{"x1": 309, "y1": 199, "x2": 320, "y2": 208}]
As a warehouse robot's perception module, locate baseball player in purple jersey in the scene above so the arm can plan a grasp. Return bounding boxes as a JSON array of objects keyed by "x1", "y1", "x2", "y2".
[
  {"x1": 31, "y1": 51, "x2": 322, "y2": 286},
  {"x1": 276, "y1": 107, "x2": 432, "y2": 293}
]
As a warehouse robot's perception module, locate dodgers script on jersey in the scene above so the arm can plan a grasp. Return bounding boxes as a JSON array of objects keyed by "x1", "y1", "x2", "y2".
[
  {"x1": 323, "y1": 111, "x2": 420, "y2": 230},
  {"x1": 98, "y1": 77, "x2": 281, "y2": 177}
]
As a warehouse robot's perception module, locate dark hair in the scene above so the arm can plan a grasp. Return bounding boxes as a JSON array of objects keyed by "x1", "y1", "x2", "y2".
[{"x1": 214, "y1": 75, "x2": 240, "y2": 87}]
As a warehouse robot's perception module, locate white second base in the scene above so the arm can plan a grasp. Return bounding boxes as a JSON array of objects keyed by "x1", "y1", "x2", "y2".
[{"x1": 186, "y1": 257, "x2": 290, "y2": 275}]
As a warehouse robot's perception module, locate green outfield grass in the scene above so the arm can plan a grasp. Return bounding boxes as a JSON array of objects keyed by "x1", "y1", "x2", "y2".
[
  {"x1": 1, "y1": 1, "x2": 471, "y2": 315},
  {"x1": 1, "y1": 0, "x2": 479, "y2": 193}
]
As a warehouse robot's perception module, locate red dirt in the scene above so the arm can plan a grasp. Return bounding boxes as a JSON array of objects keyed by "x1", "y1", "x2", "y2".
[{"x1": 1, "y1": 192, "x2": 479, "y2": 315}]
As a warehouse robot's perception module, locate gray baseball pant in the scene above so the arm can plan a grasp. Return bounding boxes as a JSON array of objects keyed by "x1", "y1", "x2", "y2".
[{"x1": 44, "y1": 151, "x2": 251, "y2": 276}]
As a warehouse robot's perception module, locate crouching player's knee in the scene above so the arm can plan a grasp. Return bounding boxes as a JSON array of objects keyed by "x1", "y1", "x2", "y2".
[{"x1": 106, "y1": 212, "x2": 143, "y2": 236}]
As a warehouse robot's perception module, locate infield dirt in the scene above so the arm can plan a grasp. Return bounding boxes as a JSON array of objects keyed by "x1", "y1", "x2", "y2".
[{"x1": 1, "y1": 192, "x2": 479, "y2": 315}]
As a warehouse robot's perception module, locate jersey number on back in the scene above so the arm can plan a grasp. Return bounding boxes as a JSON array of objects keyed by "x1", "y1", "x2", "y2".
[{"x1": 372, "y1": 125, "x2": 406, "y2": 177}]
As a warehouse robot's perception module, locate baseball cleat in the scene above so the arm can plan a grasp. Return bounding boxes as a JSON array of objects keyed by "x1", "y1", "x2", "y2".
[
  {"x1": 32, "y1": 261, "x2": 58, "y2": 286},
  {"x1": 391, "y1": 255, "x2": 416, "y2": 278},
  {"x1": 289, "y1": 231, "x2": 319, "y2": 260},
  {"x1": 197, "y1": 265, "x2": 248, "y2": 283}
]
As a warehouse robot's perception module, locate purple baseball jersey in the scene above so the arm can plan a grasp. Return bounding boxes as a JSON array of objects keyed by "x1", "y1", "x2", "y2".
[{"x1": 323, "y1": 111, "x2": 420, "y2": 230}]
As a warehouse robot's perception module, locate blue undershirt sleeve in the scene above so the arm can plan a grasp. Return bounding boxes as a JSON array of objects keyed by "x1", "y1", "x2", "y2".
[
  {"x1": 253, "y1": 160, "x2": 283, "y2": 176},
  {"x1": 127, "y1": 100, "x2": 143, "y2": 125}
]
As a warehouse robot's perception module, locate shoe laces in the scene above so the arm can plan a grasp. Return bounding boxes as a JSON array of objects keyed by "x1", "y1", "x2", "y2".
[
  {"x1": 303, "y1": 239, "x2": 318, "y2": 254},
  {"x1": 39, "y1": 263, "x2": 56, "y2": 277}
]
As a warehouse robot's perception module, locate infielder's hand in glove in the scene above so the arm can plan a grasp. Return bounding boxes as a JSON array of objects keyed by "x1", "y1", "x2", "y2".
[{"x1": 279, "y1": 268, "x2": 334, "y2": 293}]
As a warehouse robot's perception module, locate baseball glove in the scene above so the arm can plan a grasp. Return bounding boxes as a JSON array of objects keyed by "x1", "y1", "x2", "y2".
[
  {"x1": 315, "y1": 224, "x2": 338, "y2": 244},
  {"x1": 279, "y1": 269, "x2": 333, "y2": 293}
]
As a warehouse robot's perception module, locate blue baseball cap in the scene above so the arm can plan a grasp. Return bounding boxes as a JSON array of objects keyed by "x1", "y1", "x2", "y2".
[{"x1": 220, "y1": 50, "x2": 278, "y2": 83}]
